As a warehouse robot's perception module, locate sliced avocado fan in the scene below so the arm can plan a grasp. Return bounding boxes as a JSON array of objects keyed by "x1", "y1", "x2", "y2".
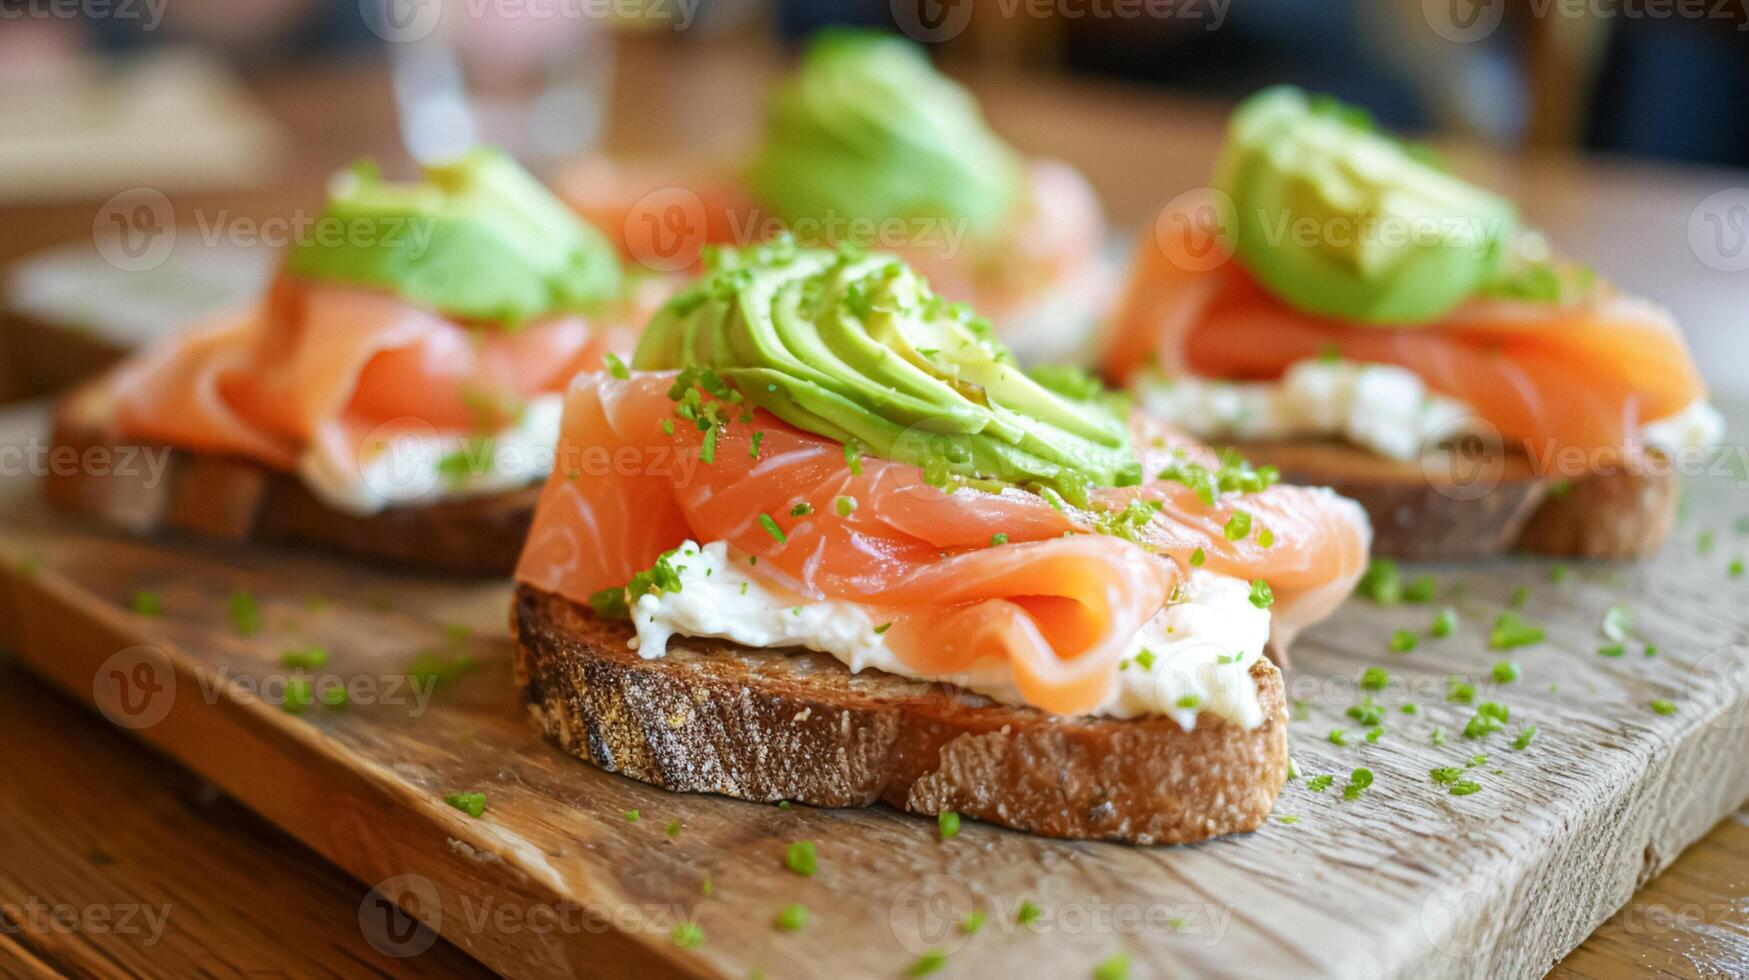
[
  {"x1": 634, "y1": 243, "x2": 1141, "y2": 499},
  {"x1": 746, "y1": 30, "x2": 1023, "y2": 241},
  {"x1": 286, "y1": 148, "x2": 621, "y2": 325},
  {"x1": 1217, "y1": 87, "x2": 1520, "y2": 326}
]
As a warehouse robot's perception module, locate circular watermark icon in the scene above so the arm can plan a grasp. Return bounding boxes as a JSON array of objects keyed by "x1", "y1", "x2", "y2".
[
  {"x1": 1420, "y1": 414, "x2": 1508, "y2": 502},
  {"x1": 360, "y1": 0, "x2": 443, "y2": 43},
  {"x1": 1422, "y1": 0, "x2": 1507, "y2": 43},
  {"x1": 888, "y1": 873, "x2": 976, "y2": 957},
  {"x1": 359, "y1": 874, "x2": 443, "y2": 958},
  {"x1": 1687, "y1": 188, "x2": 1749, "y2": 273},
  {"x1": 1153, "y1": 187, "x2": 1237, "y2": 273},
  {"x1": 1691, "y1": 646, "x2": 1749, "y2": 732},
  {"x1": 624, "y1": 186, "x2": 709, "y2": 274},
  {"x1": 891, "y1": 0, "x2": 975, "y2": 44},
  {"x1": 93, "y1": 188, "x2": 175, "y2": 273},
  {"x1": 91, "y1": 645, "x2": 176, "y2": 730},
  {"x1": 1421, "y1": 872, "x2": 1497, "y2": 959},
  {"x1": 355, "y1": 418, "x2": 446, "y2": 505}
]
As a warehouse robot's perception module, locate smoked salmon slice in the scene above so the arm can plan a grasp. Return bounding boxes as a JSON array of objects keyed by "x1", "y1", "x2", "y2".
[
  {"x1": 516, "y1": 371, "x2": 1373, "y2": 715},
  {"x1": 1105, "y1": 207, "x2": 1709, "y2": 466},
  {"x1": 109, "y1": 277, "x2": 636, "y2": 497}
]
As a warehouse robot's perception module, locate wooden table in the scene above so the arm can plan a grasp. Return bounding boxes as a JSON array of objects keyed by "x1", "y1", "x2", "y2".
[{"x1": 2, "y1": 33, "x2": 1746, "y2": 979}]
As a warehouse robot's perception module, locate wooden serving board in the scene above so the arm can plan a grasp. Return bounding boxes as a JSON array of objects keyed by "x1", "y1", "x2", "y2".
[{"x1": 2, "y1": 400, "x2": 1747, "y2": 980}]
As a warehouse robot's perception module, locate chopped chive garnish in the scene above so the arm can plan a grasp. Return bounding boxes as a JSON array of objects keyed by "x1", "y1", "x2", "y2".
[
  {"x1": 1509, "y1": 585, "x2": 1530, "y2": 608},
  {"x1": 1512, "y1": 724, "x2": 1537, "y2": 750},
  {"x1": 843, "y1": 439, "x2": 863, "y2": 476},
  {"x1": 785, "y1": 840, "x2": 817, "y2": 876},
  {"x1": 834, "y1": 495, "x2": 856, "y2": 517},
  {"x1": 1450, "y1": 780, "x2": 1482, "y2": 796},
  {"x1": 279, "y1": 646, "x2": 329, "y2": 669},
  {"x1": 1347, "y1": 698, "x2": 1384, "y2": 726},
  {"x1": 1307, "y1": 774, "x2": 1335, "y2": 792},
  {"x1": 938, "y1": 811, "x2": 960, "y2": 839},
  {"x1": 1361, "y1": 667, "x2": 1389, "y2": 691},
  {"x1": 1223, "y1": 510, "x2": 1252, "y2": 541},
  {"x1": 1403, "y1": 576, "x2": 1437, "y2": 603},
  {"x1": 1276, "y1": 815, "x2": 1301, "y2": 825},
  {"x1": 1258, "y1": 527, "x2": 1275, "y2": 548},
  {"x1": 1447, "y1": 678, "x2": 1476, "y2": 704},
  {"x1": 749, "y1": 431, "x2": 765, "y2": 458},
  {"x1": 1093, "y1": 952, "x2": 1130, "y2": 980},
  {"x1": 700, "y1": 876, "x2": 713, "y2": 897},
  {"x1": 1430, "y1": 607, "x2": 1459, "y2": 638},
  {"x1": 1016, "y1": 900, "x2": 1042, "y2": 927},
  {"x1": 1699, "y1": 530, "x2": 1717, "y2": 554},
  {"x1": 1549, "y1": 563, "x2": 1569, "y2": 583},
  {"x1": 1175, "y1": 694, "x2": 1203, "y2": 710},
  {"x1": 1650, "y1": 699, "x2": 1677, "y2": 715},
  {"x1": 1365, "y1": 726, "x2": 1384, "y2": 743},
  {"x1": 443, "y1": 791, "x2": 487, "y2": 818},
  {"x1": 660, "y1": 418, "x2": 674, "y2": 435},
  {"x1": 990, "y1": 532, "x2": 1009, "y2": 547},
  {"x1": 672, "y1": 922, "x2": 705, "y2": 948},
  {"x1": 1598, "y1": 643, "x2": 1626, "y2": 657},
  {"x1": 1342, "y1": 768, "x2": 1374, "y2": 801},
  {"x1": 1431, "y1": 726, "x2": 1449, "y2": 746},
  {"x1": 758, "y1": 513, "x2": 786, "y2": 544},
  {"x1": 1491, "y1": 660, "x2": 1521, "y2": 683},
  {"x1": 1390, "y1": 629, "x2": 1418, "y2": 653},
  {"x1": 1134, "y1": 648, "x2": 1157, "y2": 670},
  {"x1": 132, "y1": 590, "x2": 163, "y2": 616},
  {"x1": 790, "y1": 502, "x2": 813, "y2": 517},
  {"x1": 905, "y1": 950, "x2": 948, "y2": 976},
  {"x1": 319, "y1": 684, "x2": 348, "y2": 710},
  {"x1": 1401, "y1": 703, "x2": 1420, "y2": 715},
  {"x1": 1731, "y1": 558, "x2": 1745, "y2": 579},
  {"x1": 229, "y1": 591, "x2": 262, "y2": 636},
  {"x1": 773, "y1": 903, "x2": 808, "y2": 932},
  {"x1": 1357, "y1": 559, "x2": 1401, "y2": 604},
  {"x1": 282, "y1": 677, "x2": 313, "y2": 715},
  {"x1": 666, "y1": 820, "x2": 682, "y2": 838},
  {"x1": 604, "y1": 352, "x2": 630, "y2": 380},
  {"x1": 959, "y1": 910, "x2": 986, "y2": 935},
  {"x1": 1328, "y1": 729, "x2": 1348, "y2": 747},
  {"x1": 623, "y1": 809, "x2": 639, "y2": 822},
  {"x1": 874, "y1": 622, "x2": 892, "y2": 635},
  {"x1": 1189, "y1": 547, "x2": 1205, "y2": 568},
  {"x1": 1248, "y1": 579, "x2": 1274, "y2": 609},
  {"x1": 1489, "y1": 613, "x2": 1544, "y2": 650}
]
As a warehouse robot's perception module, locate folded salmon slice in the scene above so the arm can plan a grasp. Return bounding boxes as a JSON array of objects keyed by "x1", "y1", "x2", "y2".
[
  {"x1": 1105, "y1": 215, "x2": 1708, "y2": 464},
  {"x1": 110, "y1": 278, "x2": 635, "y2": 491},
  {"x1": 516, "y1": 372, "x2": 1372, "y2": 715}
]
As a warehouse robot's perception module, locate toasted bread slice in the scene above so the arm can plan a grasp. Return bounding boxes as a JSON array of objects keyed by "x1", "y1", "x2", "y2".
[
  {"x1": 1234, "y1": 440, "x2": 1676, "y2": 560},
  {"x1": 43, "y1": 381, "x2": 536, "y2": 576},
  {"x1": 511, "y1": 585, "x2": 1291, "y2": 845}
]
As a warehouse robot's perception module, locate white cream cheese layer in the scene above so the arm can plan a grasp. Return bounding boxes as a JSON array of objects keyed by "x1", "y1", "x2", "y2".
[
  {"x1": 1137, "y1": 358, "x2": 1724, "y2": 460},
  {"x1": 300, "y1": 393, "x2": 565, "y2": 516},
  {"x1": 627, "y1": 540, "x2": 1269, "y2": 730}
]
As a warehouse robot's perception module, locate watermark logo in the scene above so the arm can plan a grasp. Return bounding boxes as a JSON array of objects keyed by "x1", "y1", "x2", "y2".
[
  {"x1": 0, "y1": 898, "x2": 172, "y2": 947},
  {"x1": 361, "y1": 0, "x2": 444, "y2": 43},
  {"x1": 0, "y1": 0, "x2": 169, "y2": 30},
  {"x1": 1423, "y1": 0, "x2": 1506, "y2": 42},
  {"x1": 891, "y1": 0, "x2": 976, "y2": 43},
  {"x1": 1153, "y1": 187, "x2": 1237, "y2": 273},
  {"x1": 1420, "y1": 415, "x2": 1508, "y2": 502},
  {"x1": 625, "y1": 187, "x2": 710, "y2": 274},
  {"x1": 888, "y1": 874, "x2": 977, "y2": 957},
  {"x1": 92, "y1": 645, "x2": 176, "y2": 730},
  {"x1": 1688, "y1": 188, "x2": 1749, "y2": 272},
  {"x1": 1421, "y1": 872, "x2": 1496, "y2": 958},
  {"x1": 359, "y1": 874, "x2": 443, "y2": 958},
  {"x1": 94, "y1": 188, "x2": 175, "y2": 273}
]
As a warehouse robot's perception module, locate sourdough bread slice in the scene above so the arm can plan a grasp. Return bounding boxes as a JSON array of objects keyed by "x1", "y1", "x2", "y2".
[
  {"x1": 511, "y1": 585, "x2": 1291, "y2": 845},
  {"x1": 1234, "y1": 440, "x2": 1676, "y2": 560},
  {"x1": 44, "y1": 380, "x2": 536, "y2": 575}
]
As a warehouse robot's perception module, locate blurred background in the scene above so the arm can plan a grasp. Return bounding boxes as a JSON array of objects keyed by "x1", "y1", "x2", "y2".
[{"x1": 1, "y1": 0, "x2": 1746, "y2": 399}]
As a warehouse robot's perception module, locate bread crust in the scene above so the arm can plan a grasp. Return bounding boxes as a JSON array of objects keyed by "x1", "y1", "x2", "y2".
[
  {"x1": 43, "y1": 382, "x2": 535, "y2": 575},
  {"x1": 511, "y1": 585, "x2": 1291, "y2": 845},
  {"x1": 1233, "y1": 440, "x2": 1676, "y2": 560}
]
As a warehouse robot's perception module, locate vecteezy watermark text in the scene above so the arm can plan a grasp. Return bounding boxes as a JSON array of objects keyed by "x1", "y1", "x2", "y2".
[
  {"x1": 0, "y1": 898, "x2": 172, "y2": 947},
  {"x1": 0, "y1": 0, "x2": 168, "y2": 29}
]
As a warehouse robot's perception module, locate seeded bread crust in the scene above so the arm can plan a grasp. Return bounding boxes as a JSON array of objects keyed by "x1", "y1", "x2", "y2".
[
  {"x1": 43, "y1": 380, "x2": 536, "y2": 575},
  {"x1": 1232, "y1": 441, "x2": 1676, "y2": 560},
  {"x1": 511, "y1": 584, "x2": 1291, "y2": 845}
]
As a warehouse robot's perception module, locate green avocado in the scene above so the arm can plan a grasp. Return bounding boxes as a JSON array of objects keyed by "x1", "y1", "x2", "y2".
[
  {"x1": 634, "y1": 244, "x2": 1140, "y2": 497},
  {"x1": 746, "y1": 30, "x2": 1022, "y2": 240},
  {"x1": 285, "y1": 148, "x2": 620, "y2": 325},
  {"x1": 1217, "y1": 87, "x2": 1519, "y2": 325}
]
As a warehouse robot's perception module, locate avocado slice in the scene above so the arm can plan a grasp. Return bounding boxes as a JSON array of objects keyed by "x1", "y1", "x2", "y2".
[
  {"x1": 286, "y1": 148, "x2": 621, "y2": 325},
  {"x1": 1217, "y1": 87, "x2": 1519, "y2": 326},
  {"x1": 746, "y1": 30, "x2": 1022, "y2": 240},
  {"x1": 634, "y1": 244, "x2": 1139, "y2": 495}
]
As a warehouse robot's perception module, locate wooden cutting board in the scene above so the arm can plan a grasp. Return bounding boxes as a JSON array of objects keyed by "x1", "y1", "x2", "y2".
[{"x1": 2, "y1": 400, "x2": 1747, "y2": 980}]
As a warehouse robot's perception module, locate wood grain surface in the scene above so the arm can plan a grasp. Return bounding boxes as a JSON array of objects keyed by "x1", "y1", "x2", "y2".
[{"x1": 2, "y1": 396, "x2": 1747, "y2": 979}]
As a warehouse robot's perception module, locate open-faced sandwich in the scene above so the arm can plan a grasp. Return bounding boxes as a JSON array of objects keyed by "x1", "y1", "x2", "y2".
[
  {"x1": 1105, "y1": 88, "x2": 1723, "y2": 560},
  {"x1": 47, "y1": 149, "x2": 645, "y2": 574},
  {"x1": 511, "y1": 242, "x2": 1372, "y2": 844},
  {"x1": 560, "y1": 30, "x2": 1108, "y2": 362}
]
